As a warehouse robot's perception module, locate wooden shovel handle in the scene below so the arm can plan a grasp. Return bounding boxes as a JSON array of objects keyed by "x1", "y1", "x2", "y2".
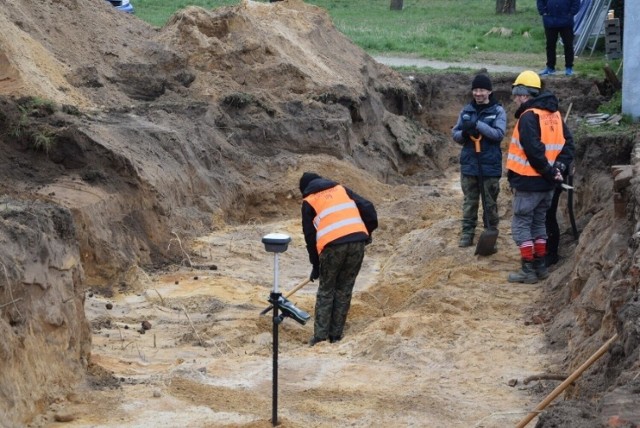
[
  {"x1": 283, "y1": 278, "x2": 312, "y2": 299},
  {"x1": 515, "y1": 333, "x2": 618, "y2": 428},
  {"x1": 259, "y1": 278, "x2": 312, "y2": 315},
  {"x1": 470, "y1": 134, "x2": 482, "y2": 153}
]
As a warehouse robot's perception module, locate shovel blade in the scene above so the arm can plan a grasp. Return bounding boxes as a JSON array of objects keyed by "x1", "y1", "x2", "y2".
[{"x1": 475, "y1": 228, "x2": 499, "y2": 256}]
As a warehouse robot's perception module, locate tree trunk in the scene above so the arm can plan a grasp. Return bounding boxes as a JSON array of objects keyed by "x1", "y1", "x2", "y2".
[
  {"x1": 390, "y1": 0, "x2": 404, "y2": 11},
  {"x1": 496, "y1": 0, "x2": 516, "y2": 14}
]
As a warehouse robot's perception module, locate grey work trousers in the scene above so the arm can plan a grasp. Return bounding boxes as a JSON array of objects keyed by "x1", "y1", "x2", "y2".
[{"x1": 511, "y1": 189, "x2": 554, "y2": 245}]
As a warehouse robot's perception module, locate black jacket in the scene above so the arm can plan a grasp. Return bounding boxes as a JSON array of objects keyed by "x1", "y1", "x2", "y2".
[
  {"x1": 507, "y1": 90, "x2": 575, "y2": 192},
  {"x1": 301, "y1": 177, "x2": 378, "y2": 269}
]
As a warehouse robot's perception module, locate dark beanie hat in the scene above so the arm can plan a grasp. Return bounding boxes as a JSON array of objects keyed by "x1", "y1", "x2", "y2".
[
  {"x1": 299, "y1": 172, "x2": 321, "y2": 194},
  {"x1": 471, "y1": 74, "x2": 492, "y2": 91}
]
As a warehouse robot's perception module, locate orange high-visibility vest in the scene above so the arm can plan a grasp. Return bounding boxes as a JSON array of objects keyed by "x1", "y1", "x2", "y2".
[
  {"x1": 304, "y1": 185, "x2": 368, "y2": 254},
  {"x1": 507, "y1": 108, "x2": 565, "y2": 177}
]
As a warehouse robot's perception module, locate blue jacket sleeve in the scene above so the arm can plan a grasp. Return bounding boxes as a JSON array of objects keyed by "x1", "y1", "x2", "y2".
[
  {"x1": 477, "y1": 105, "x2": 506, "y2": 143},
  {"x1": 452, "y1": 113, "x2": 467, "y2": 145},
  {"x1": 537, "y1": 0, "x2": 547, "y2": 15}
]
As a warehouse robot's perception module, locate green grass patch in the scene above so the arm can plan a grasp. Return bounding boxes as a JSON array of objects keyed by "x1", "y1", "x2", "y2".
[
  {"x1": 598, "y1": 91, "x2": 622, "y2": 115},
  {"x1": 30, "y1": 128, "x2": 55, "y2": 154},
  {"x1": 9, "y1": 97, "x2": 58, "y2": 153},
  {"x1": 132, "y1": 0, "x2": 614, "y2": 75}
]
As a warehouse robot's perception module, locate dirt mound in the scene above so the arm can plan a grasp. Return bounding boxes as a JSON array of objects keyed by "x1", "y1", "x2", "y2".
[
  {"x1": 0, "y1": 1, "x2": 449, "y2": 425},
  {"x1": 0, "y1": 0, "x2": 446, "y2": 286}
]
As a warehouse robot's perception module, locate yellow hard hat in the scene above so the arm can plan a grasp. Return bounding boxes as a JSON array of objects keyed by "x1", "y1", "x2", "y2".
[{"x1": 512, "y1": 70, "x2": 541, "y2": 89}]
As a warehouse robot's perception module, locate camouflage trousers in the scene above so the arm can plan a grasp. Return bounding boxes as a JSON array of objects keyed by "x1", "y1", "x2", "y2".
[
  {"x1": 314, "y1": 241, "x2": 365, "y2": 340},
  {"x1": 461, "y1": 174, "x2": 500, "y2": 236}
]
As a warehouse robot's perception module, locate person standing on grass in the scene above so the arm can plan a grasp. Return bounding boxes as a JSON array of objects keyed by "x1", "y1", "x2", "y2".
[
  {"x1": 452, "y1": 74, "x2": 507, "y2": 249},
  {"x1": 537, "y1": 0, "x2": 581, "y2": 76},
  {"x1": 506, "y1": 70, "x2": 574, "y2": 284},
  {"x1": 299, "y1": 172, "x2": 377, "y2": 346}
]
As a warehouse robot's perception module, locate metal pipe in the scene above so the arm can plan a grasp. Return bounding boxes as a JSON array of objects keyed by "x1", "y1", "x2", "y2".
[{"x1": 271, "y1": 290, "x2": 281, "y2": 426}]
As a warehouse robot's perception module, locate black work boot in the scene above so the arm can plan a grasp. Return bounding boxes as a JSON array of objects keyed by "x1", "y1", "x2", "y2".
[
  {"x1": 533, "y1": 256, "x2": 549, "y2": 279},
  {"x1": 545, "y1": 252, "x2": 560, "y2": 266},
  {"x1": 507, "y1": 259, "x2": 538, "y2": 284},
  {"x1": 309, "y1": 336, "x2": 327, "y2": 347},
  {"x1": 458, "y1": 234, "x2": 473, "y2": 248}
]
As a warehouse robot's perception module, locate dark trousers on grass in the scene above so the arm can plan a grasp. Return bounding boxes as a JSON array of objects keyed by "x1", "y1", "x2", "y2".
[{"x1": 544, "y1": 25, "x2": 575, "y2": 69}]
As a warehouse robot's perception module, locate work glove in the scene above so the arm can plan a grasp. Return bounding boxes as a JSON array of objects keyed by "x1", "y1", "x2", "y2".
[
  {"x1": 553, "y1": 161, "x2": 567, "y2": 174},
  {"x1": 459, "y1": 120, "x2": 477, "y2": 132},
  {"x1": 365, "y1": 236, "x2": 372, "y2": 245},
  {"x1": 310, "y1": 265, "x2": 319, "y2": 281},
  {"x1": 460, "y1": 121, "x2": 480, "y2": 140}
]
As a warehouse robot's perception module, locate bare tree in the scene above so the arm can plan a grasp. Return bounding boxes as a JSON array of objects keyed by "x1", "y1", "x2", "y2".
[
  {"x1": 390, "y1": 0, "x2": 403, "y2": 11},
  {"x1": 496, "y1": 0, "x2": 516, "y2": 14}
]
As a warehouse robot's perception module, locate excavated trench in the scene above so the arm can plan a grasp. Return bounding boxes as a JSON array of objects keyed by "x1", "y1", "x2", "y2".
[
  {"x1": 1, "y1": 1, "x2": 639, "y2": 426},
  {"x1": 3, "y1": 70, "x2": 640, "y2": 427}
]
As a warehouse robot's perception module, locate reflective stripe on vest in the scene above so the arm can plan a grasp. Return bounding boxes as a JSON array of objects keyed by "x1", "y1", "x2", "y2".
[
  {"x1": 304, "y1": 185, "x2": 368, "y2": 254},
  {"x1": 507, "y1": 108, "x2": 565, "y2": 177}
]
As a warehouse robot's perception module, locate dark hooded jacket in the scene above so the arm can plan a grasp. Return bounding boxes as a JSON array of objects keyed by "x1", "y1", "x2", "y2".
[
  {"x1": 300, "y1": 174, "x2": 378, "y2": 270},
  {"x1": 537, "y1": 0, "x2": 581, "y2": 29},
  {"x1": 507, "y1": 90, "x2": 575, "y2": 192}
]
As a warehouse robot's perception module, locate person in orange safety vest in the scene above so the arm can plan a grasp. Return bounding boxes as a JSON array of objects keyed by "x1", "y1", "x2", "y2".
[
  {"x1": 506, "y1": 71, "x2": 574, "y2": 284},
  {"x1": 300, "y1": 172, "x2": 378, "y2": 346}
]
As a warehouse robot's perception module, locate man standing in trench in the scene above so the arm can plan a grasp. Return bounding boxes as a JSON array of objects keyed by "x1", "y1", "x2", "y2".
[
  {"x1": 299, "y1": 172, "x2": 378, "y2": 346},
  {"x1": 507, "y1": 70, "x2": 574, "y2": 283},
  {"x1": 452, "y1": 73, "x2": 507, "y2": 248}
]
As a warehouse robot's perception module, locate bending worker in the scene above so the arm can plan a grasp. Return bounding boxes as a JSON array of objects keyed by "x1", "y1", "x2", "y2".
[
  {"x1": 507, "y1": 71, "x2": 574, "y2": 283},
  {"x1": 299, "y1": 172, "x2": 378, "y2": 346}
]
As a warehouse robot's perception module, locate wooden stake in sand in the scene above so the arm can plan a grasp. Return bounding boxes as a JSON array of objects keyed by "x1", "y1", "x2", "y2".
[
  {"x1": 515, "y1": 334, "x2": 618, "y2": 428},
  {"x1": 181, "y1": 305, "x2": 205, "y2": 347}
]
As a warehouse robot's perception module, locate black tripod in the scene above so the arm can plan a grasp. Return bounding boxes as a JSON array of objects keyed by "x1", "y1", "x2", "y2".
[{"x1": 261, "y1": 233, "x2": 310, "y2": 426}]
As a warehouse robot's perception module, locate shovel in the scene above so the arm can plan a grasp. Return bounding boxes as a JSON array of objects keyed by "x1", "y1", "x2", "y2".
[
  {"x1": 470, "y1": 135, "x2": 499, "y2": 256},
  {"x1": 259, "y1": 277, "x2": 312, "y2": 316}
]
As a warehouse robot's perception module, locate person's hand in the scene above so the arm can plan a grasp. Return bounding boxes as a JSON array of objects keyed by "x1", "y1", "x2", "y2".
[
  {"x1": 552, "y1": 167, "x2": 564, "y2": 182},
  {"x1": 553, "y1": 161, "x2": 566, "y2": 173},
  {"x1": 468, "y1": 128, "x2": 480, "y2": 139},
  {"x1": 544, "y1": 166, "x2": 564, "y2": 183},
  {"x1": 365, "y1": 236, "x2": 372, "y2": 245},
  {"x1": 310, "y1": 265, "x2": 319, "y2": 281}
]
